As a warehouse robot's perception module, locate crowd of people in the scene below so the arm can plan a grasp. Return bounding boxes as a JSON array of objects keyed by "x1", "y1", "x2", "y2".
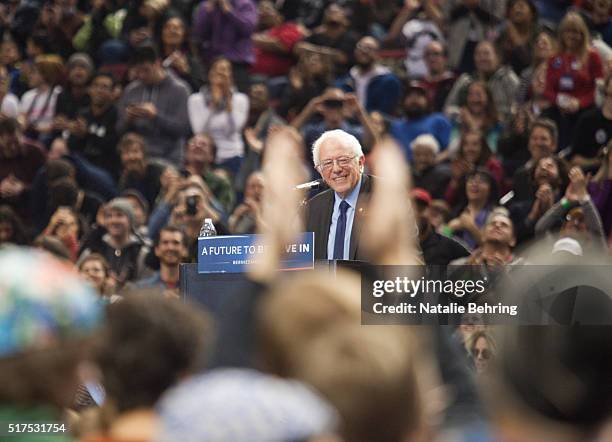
[{"x1": 0, "y1": 0, "x2": 612, "y2": 440}]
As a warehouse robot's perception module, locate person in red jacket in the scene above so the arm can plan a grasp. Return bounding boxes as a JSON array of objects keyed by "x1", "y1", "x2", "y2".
[{"x1": 544, "y1": 11, "x2": 604, "y2": 148}]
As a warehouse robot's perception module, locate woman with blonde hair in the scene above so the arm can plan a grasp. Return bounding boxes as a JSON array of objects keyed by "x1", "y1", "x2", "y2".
[{"x1": 543, "y1": 12, "x2": 604, "y2": 148}]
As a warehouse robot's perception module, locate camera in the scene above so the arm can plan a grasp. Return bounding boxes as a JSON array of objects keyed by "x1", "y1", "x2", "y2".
[{"x1": 186, "y1": 195, "x2": 199, "y2": 216}]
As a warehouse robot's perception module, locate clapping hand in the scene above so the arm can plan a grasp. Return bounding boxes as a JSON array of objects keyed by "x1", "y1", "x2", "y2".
[
  {"x1": 250, "y1": 126, "x2": 307, "y2": 281},
  {"x1": 362, "y1": 137, "x2": 420, "y2": 264},
  {"x1": 0, "y1": 174, "x2": 25, "y2": 199},
  {"x1": 565, "y1": 167, "x2": 590, "y2": 202}
]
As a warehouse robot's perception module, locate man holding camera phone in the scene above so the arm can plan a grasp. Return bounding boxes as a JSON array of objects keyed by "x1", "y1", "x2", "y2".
[
  {"x1": 291, "y1": 88, "x2": 377, "y2": 177},
  {"x1": 117, "y1": 45, "x2": 191, "y2": 166}
]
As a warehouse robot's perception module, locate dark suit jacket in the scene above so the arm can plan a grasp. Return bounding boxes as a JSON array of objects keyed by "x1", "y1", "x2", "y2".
[{"x1": 303, "y1": 174, "x2": 373, "y2": 261}]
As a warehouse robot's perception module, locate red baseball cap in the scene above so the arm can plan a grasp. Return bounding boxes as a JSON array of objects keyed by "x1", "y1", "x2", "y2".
[{"x1": 411, "y1": 188, "x2": 432, "y2": 205}]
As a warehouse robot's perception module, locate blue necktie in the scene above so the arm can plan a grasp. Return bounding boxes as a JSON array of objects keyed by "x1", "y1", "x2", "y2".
[{"x1": 333, "y1": 200, "x2": 350, "y2": 260}]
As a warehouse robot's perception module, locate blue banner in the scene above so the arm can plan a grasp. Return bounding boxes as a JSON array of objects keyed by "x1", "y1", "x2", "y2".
[{"x1": 198, "y1": 233, "x2": 315, "y2": 274}]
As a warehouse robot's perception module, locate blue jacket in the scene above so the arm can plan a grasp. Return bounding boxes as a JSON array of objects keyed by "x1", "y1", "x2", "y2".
[{"x1": 337, "y1": 71, "x2": 402, "y2": 116}]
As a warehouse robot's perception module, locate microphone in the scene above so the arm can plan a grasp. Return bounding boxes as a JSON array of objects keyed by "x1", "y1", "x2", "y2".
[{"x1": 295, "y1": 179, "x2": 324, "y2": 190}]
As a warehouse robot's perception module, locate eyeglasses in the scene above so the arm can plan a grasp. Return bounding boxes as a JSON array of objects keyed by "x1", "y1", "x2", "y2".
[
  {"x1": 471, "y1": 348, "x2": 491, "y2": 360},
  {"x1": 317, "y1": 155, "x2": 357, "y2": 171},
  {"x1": 356, "y1": 43, "x2": 377, "y2": 53},
  {"x1": 565, "y1": 214, "x2": 585, "y2": 224}
]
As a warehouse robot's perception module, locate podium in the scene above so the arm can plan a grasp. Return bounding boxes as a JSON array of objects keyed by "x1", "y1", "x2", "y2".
[{"x1": 178, "y1": 260, "x2": 365, "y2": 368}]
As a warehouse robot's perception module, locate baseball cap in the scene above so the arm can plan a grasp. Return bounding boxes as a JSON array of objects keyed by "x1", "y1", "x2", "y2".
[
  {"x1": 405, "y1": 81, "x2": 428, "y2": 96},
  {"x1": 411, "y1": 188, "x2": 432, "y2": 206}
]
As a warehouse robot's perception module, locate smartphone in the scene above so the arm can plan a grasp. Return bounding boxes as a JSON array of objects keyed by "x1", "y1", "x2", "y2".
[{"x1": 186, "y1": 195, "x2": 198, "y2": 215}]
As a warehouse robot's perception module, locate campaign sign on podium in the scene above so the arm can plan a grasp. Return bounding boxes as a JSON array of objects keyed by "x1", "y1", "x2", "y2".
[{"x1": 198, "y1": 232, "x2": 315, "y2": 273}]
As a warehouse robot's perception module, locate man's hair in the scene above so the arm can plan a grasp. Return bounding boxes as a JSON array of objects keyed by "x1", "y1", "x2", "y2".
[
  {"x1": 48, "y1": 177, "x2": 80, "y2": 209},
  {"x1": 312, "y1": 129, "x2": 364, "y2": 167},
  {"x1": 156, "y1": 224, "x2": 188, "y2": 249},
  {"x1": 96, "y1": 293, "x2": 214, "y2": 413},
  {"x1": 256, "y1": 270, "x2": 362, "y2": 377},
  {"x1": 294, "y1": 324, "x2": 424, "y2": 442},
  {"x1": 92, "y1": 70, "x2": 117, "y2": 87},
  {"x1": 530, "y1": 154, "x2": 569, "y2": 190},
  {"x1": 529, "y1": 117, "x2": 558, "y2": 143},
  {"x1": 130, "y1": 44, "x2": 159, "y2": 65},
  {"x1": 0, "y1": 117, "x2": 19, "y2": 135},
  {"x1": 117, "y1": 132, "x2": 147, "y2": 155},
  {"x1": 46, "y1": 159, "x2": 76, "y2": 185},
  {"x1": 411, "y1": 134, "x2": 440, "y2": 155}
]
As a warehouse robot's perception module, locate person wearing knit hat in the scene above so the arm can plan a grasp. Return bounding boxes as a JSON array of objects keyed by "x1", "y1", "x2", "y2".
[
  {"x1": 121, "y1": 189, "x2": 150, "y2": 226},
  {"x1": 106, "y1": 197, "x2": 136, "y2": 229},
  {"x1": 0, "y1": 248, "x2": 101, "y2": 438},
  {"x1": 79, "y1": 198, "x2": 150, "y2": 288},
  {"x1": 67, "y1": 53, "x2": 94, "y2": 73},
  {"x1": 54, "y1": 53, "x2": 94, "y2": 135}
]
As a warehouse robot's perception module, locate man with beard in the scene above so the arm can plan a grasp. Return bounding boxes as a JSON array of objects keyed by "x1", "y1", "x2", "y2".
[
  {"x1": 390, "y1": 82, "x2": 452, "y2": 161},
  {"x1": 0, "y1": 117, "x2": 46, "y2": 224},
  {"x1": 135, "y1": 225, "x2": 188, "y2": 294},
  {"x1": 80, "y1": 198, "x2": 150, "y2": 288},
  {"x1": 118, "y1": 132, "x2": 165, "y2": 208},
  {"x1": 512, "y1": 118, "x2": 559, "y2": 202},
  {"x1": 337, "y1": 36, "x2": 402, "y2": 115},
  {"x1": 67, "y1": 71, "x2": 120, "y2": 179},
  {"x1": 412, "y1": 188, "x2": 470, "y2": 265}
]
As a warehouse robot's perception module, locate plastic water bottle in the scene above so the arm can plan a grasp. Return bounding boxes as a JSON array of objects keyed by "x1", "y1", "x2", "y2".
[{"x1": 199, "y1": 218, "x2": 217, "y2": 237}]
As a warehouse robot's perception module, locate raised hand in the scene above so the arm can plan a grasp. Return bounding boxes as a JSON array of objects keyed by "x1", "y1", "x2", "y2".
[
  {"x1": 565, "y1": 167, "x2": 589, "y2": 201},
  {"x1": 362, "y1": 137, "x2": 420, "y2": 264}
]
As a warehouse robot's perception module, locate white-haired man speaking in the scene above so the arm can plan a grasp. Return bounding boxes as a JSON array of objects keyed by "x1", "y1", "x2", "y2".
[{"x1": 303, "y1": 129, "x2": 372, "y2": 261}]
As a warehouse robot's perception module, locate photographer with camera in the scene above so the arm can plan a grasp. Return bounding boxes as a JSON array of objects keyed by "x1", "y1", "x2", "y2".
[
  {"x1": 291, "y1": 87, "x2": 377, "y2": 177},
  {"x1": 146, "y1": 174, "x2": 226, "y2": 262}
]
